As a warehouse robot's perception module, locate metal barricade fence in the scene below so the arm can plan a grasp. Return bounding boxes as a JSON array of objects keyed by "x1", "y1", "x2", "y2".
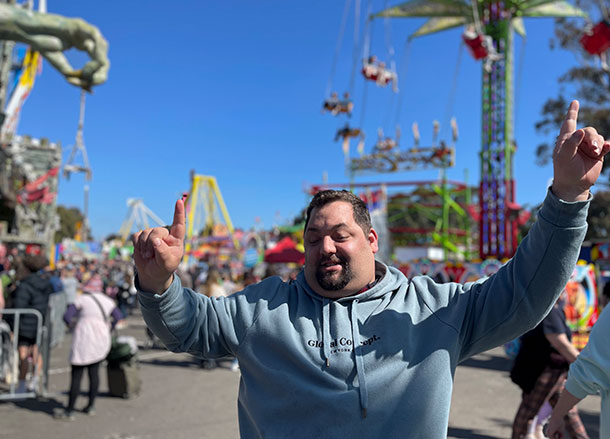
[{"x1": 0, "y1": 309, "x2": 49, "y2": 400}]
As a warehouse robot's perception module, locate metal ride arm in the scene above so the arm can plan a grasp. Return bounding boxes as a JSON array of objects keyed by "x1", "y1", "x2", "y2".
[{"x1": 63, "y1": 91, "x2": 91, "y2": 180}]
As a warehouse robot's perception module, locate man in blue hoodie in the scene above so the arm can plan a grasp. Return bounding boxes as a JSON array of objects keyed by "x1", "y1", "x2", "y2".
[{"x1": 135, "y1": 100, "x2": 609, "y2": 438}]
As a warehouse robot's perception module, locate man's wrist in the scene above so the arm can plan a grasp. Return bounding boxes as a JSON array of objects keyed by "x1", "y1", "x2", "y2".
[
  {"x1": 551, "y1": 183, "x2": 590, "y2": 202},
  {"x1": 137, "y1": 273, "x2": 174, "y2": 295}
]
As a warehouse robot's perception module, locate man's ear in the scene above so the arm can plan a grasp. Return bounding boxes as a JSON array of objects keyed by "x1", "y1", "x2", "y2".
[{"x1": 369, "y1": 228, "x2": 379, "y2": 254}]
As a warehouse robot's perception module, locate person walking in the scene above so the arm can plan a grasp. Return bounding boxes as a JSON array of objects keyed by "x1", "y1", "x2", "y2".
[
  {"x1": 510, "y1": 291, "x2": 588, "y2": 439},
  {"x1": 134, "y1": 101, "x2": 609, "y2": 437},
  {"x1": 546, "y1": 304, "x2": 610, "y2": 438},
  {"x1": 56, "y1": 274, "x2": 122, "y2": 420},
  {"x1": 60, "y1": 264, "x2": 79, "y2": 305}
]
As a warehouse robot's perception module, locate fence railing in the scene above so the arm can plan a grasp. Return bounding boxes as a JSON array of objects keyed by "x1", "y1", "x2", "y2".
[{"x1": 0, "y1": 309, "x2": 49, "y2": 400}]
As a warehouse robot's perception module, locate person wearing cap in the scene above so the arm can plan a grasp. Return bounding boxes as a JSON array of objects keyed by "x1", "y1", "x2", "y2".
[{"x1": 56, "y1": 275, "x2": 122, "y2": 420}]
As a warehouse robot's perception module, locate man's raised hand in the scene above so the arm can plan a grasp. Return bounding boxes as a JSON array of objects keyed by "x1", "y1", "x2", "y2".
[
  {"x1": 552, "y1": 100, "x2": 610, "y2": 201},
  {"x1": 133, "y1": 199, "x2": 186, "y2": 294}
]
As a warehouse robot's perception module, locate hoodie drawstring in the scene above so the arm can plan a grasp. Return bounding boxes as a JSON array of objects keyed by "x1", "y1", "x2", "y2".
[
  {"x1": 350, "y1": 299, "x2": 368, "y2": 418},
  {"x1": 322, "y1": 298, "x2": 331, "y2": 367}
]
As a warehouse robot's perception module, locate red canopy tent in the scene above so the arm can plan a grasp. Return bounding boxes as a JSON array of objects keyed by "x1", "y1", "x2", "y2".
[{"x1": 264, "y1": 237, "x2": 305, "y2": 264}]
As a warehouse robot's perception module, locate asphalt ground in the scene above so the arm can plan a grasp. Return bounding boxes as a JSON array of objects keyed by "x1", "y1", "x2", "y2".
[{"x1": 0, "y1": 312, "x2": 602, "y2": 439}]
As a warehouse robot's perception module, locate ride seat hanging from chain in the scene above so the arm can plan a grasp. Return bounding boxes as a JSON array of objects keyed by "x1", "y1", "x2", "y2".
[
  {"x1": 362, "y1": 57, "x2": 379, "y2": 81},
  {"x1": 462, "y1": 32, "x2": 488, "y2": 60},
  {"x1": 580, "y1": 21, "x2": 610, "y2": 55}
]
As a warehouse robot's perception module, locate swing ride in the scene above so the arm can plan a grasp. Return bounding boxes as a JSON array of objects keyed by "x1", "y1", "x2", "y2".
[
  {"x1": 581, "y1": 19, "x2": 610, "y2": 56},
  {"x1": 317, "y1": 0, "x2": 594, "y2": 262},
  {"x1": 318, "y1": 0, "x2": 468, "y2": 259},
  {"x1": 322, "y1": 91, "x2": 354, "y2": 116},
  {"x1": 0, "y1": 1, "x2": 109, "y2": 251},
  {"x1": 361, "y1": 55, "x2": 398, "y2": 91},
  {"x1": 350, "y1": 120, "x2": 457, "y2": 174},
  {"x1": 376, "y1": 0, "x2": 586, "y2": 260}
]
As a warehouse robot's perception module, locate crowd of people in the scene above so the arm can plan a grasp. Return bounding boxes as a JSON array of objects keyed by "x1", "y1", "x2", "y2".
[
  {"x1": 0, "y1": 249, "x2": 134, "y2": 418},
  {"x1": 0, "y1": 242, "x2": 301, "y2": 413}
]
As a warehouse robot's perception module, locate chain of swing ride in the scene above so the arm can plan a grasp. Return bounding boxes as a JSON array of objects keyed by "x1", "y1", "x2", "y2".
[
  {"x1": 322, "y1": 0, "x2": 475, "y2": 257},
  {"x1": 325, "y1": 0, "x2": 407, "y2": 158}
]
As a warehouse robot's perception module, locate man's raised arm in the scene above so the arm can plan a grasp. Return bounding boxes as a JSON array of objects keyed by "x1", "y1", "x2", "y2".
[{"x1": 133, "y1": 199, "x2": 186, "y2": 294}]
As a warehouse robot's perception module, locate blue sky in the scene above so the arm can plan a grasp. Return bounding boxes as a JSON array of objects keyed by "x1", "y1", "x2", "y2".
[{"x1": 15, "y1": 1, "x2": 591, "y2": 240}]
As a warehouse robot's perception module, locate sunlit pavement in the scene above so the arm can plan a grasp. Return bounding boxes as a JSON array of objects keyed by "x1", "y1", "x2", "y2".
[{"x1": 1, "y1": 311, "x2": 601, "y2": 439}]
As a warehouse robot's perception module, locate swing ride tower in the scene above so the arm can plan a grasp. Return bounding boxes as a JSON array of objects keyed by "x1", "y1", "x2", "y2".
[
  {"x1": 479, "y1": 5, "x2": 516, "y2": 259},
  {"x1": 378, "y1": 0, "x2": 586, "y2": 259}
]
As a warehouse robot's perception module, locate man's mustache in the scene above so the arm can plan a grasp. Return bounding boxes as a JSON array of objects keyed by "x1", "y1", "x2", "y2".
[{"x1": 319, "y1": 256, "x2": 345, "y2": 265}]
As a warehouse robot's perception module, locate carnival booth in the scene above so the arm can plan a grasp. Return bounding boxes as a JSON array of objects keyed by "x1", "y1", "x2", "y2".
[{"x1": 264, "y1": 237, "x2": 304, "y2": 265}]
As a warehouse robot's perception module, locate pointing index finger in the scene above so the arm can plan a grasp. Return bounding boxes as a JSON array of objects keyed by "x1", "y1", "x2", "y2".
[
  {"x1": 559, "y1": 100, "x2": 579, "y2": 137},
  {"x1": 170, "y1": 199, "x2": 186, "y2": 240}
]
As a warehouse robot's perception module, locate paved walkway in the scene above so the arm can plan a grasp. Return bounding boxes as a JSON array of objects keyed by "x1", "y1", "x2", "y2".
[{"x1": 0, "y1": 313, "x2": 601, "y2": 439}]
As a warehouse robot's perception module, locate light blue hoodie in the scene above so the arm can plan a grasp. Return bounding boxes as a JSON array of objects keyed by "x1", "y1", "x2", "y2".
[
  {"x1": 565, "y1": 304, "x2": 610, "y2": 438},
  {"x1": 138, "y1": 190, "x2": 588, "y2": 438}
]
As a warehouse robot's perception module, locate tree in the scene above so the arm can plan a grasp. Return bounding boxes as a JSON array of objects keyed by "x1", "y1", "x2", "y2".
[
  {"x1": 518, "y1": 190, "x2": 610, "y2": 241},
  {"x1": 54, "y1": 205, "x2": 87, "y2": 243},
  {"x1": 535, "y1": 0, "x2": 610, "y2": 181},
  {"x1": 585, "y1": 189, "x2": 610, "y2": 240}
]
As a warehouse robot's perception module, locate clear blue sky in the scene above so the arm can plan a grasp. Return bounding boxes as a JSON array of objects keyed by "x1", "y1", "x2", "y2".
[{"x1": 16, "y1": 1, "x2": 588, "y2": 240}]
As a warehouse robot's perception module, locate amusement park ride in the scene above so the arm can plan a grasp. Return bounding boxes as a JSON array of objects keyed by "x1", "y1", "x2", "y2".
[
  {"x1": 62, "y1": 90, "x2": 92, "y2": 240},
  {"x1": 119, "y1": 198, "x2": 165, "y2": 244},
  {"x1": 0, "y1": 0, "x2": 109, "y2": 252},
  {"x1": 316, "y1": 0, "x2": 604, "y2": 261},
  {"x1": 183, "y1": 173, "x2": 240, "y2": 264}
]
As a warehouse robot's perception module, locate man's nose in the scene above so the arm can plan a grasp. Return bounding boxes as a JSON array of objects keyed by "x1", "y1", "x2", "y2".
[{"x1": 321, "y1": 236, "x2": 336, "y2": 254}]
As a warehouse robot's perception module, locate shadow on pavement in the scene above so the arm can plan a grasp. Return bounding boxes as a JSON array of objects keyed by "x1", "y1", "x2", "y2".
[
  {"x1": 4, "y1": 396, "x2": 64, "y2": 417},
  {"x1": 140, "y1": 357, "x2": 201, "y2": 369},
  {"x1": 459, "y1": 354, "x2": 512, "y2": 372},
  {"x1": 447, "y1": 427, "x2": 502, "y2": 439}
]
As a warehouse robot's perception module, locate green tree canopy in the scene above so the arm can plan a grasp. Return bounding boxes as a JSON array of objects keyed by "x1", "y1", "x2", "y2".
[
  {"x1": 54, "y1": 205, "x2": 87, "y2": 243},
  {"x1": 585, "y1": 189, "x2": 610, "y2": 240}
]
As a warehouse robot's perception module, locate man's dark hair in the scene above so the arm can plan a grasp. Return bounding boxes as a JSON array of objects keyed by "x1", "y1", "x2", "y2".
[{"x1": 304, "y1": 190, "x2": 371, "y2": 234}]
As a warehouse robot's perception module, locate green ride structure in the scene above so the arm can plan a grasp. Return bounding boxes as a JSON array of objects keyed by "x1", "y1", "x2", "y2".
[{"x1": 377, "y1": 0, "x2": 586, "y2": 259}]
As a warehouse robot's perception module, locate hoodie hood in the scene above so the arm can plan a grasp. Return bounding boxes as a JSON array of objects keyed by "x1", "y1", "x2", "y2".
[{"x1": 295, "y1": 260, "x2": 407, "y2": 417}]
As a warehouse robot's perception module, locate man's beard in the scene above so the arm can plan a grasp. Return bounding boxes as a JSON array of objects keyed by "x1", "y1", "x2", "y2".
[{"x1": 316, "y1": 257, "x2": 353, "y2": 291}]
